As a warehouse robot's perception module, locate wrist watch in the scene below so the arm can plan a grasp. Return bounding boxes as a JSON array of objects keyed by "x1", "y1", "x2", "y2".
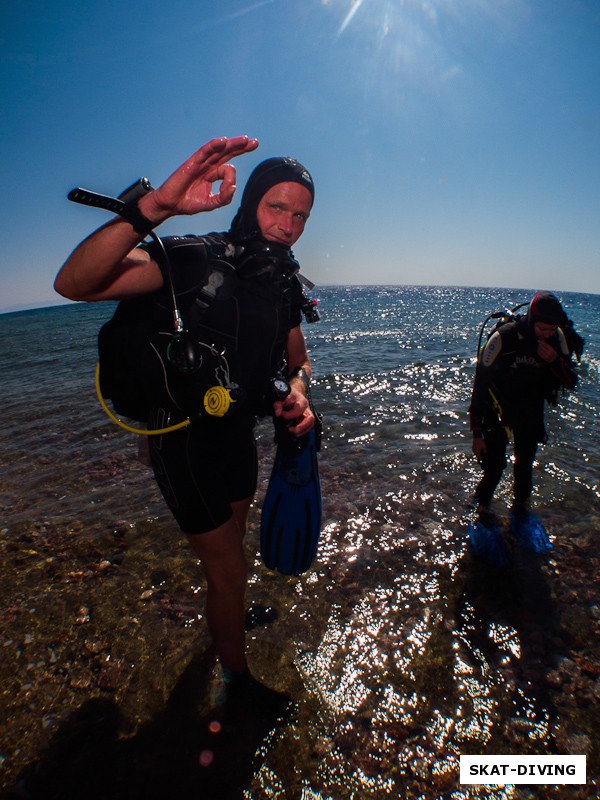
[{"x1": 117, "y1": 177, "x2": 156, "y2": 236}]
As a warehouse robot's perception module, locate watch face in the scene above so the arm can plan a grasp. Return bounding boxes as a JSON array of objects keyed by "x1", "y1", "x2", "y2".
[{"x1": 273, "y1": 378, "x2": 290, "y2": 396}]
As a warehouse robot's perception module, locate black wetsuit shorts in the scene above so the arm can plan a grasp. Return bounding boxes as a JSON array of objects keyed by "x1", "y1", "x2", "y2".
[{"x1": 147, "y1": 412, "x2": 258, "y2": 534}]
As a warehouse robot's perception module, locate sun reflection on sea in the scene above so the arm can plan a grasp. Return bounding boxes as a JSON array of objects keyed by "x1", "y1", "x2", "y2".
[{"x1": 2, "y1": 289, "x2": 598, "y2": 798}]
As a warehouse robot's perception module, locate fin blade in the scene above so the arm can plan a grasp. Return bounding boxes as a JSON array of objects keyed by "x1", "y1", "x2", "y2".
[{"x1": 260, "y1": 428, "x2": 322, "y2": 575}]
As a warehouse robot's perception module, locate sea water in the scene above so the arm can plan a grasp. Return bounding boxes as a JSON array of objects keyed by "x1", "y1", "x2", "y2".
[{"x1": 0, "y1": 287, "x2": 598, "y2": 798}]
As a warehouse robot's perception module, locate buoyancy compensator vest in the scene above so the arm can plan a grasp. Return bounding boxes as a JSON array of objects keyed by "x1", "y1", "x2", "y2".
[
  {"x1": 477, "y1": 301, "x2": 585, "y2": 364},
  {"x1": 67, "y1": 180, "x2": 320, "y2": 435},
  {"x1": 97, "y1": 233, "x2": 312, "y2": 429}
]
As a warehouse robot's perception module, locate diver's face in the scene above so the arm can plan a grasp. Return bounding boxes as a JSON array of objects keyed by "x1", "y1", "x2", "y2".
[
  {"x1": 534, "y1": 321, "x2": 558, "y2": 340},
  {"x1": 256, "y1": 182, "x2": 312, "y2": 246}
]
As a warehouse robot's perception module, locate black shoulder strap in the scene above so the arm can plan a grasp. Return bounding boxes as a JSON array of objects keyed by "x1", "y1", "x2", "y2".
[
  {"x1": 495, "y1": 319, "x2": 521, "y2": 354},
  {"x1": 142, "y1": 233, "x2": 237, "y2": 322}
]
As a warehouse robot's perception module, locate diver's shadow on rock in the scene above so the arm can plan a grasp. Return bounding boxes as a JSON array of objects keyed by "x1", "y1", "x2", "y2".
[
  {"x1": 456, "y1": 546, "x2": 563, "y2": 723},
  {"x1": 4, "y1": 649, "x2": 288, "y2": 800}
]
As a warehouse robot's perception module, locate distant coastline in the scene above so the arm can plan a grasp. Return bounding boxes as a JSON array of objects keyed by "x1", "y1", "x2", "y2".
[{"x1": 0, "y1": 298, "x2": 73, "y2": 316}]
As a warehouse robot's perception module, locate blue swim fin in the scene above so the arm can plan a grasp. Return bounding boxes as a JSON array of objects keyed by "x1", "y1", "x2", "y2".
[
  {"x1": 511, "y1": 511, "x2": 552, "y2": 553},
  {"x1": 467, "y1": 518, "x2": 510, "y2": 568},
  {"x1": 260, "y1": 425, "x2": 322, "y2": 576}
]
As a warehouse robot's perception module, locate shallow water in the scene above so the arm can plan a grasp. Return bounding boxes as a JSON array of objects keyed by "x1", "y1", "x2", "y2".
[{"x1": 0, "y1": 287, "x2": 598, "y2": 798}]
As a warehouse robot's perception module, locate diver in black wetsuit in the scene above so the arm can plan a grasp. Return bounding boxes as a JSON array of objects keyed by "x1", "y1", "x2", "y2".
[
  {"x1": 468, "y1": 291, "x2": 578, "y2": 563},
  {"x1": 54, "y1": 137, "x2": 316, "y2": 699}
]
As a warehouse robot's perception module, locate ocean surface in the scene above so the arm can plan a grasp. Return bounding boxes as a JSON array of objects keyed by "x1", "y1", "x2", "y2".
[{"x1": 0, "y1": 286, "x2": 598, "y2": 799}]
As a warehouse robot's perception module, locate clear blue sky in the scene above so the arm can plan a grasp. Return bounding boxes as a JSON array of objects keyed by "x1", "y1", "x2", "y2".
[{"x1": 1, "y1": 0, "x2": 599, "y2": 311}]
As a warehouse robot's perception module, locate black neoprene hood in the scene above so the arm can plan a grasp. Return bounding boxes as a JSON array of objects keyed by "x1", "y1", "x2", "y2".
[
  {"x1": 229, "y1": 157, "x2": 314, "y2": 243},
  {"x1": 527, "y1": 291, "x2": 566, "y2": 327}
]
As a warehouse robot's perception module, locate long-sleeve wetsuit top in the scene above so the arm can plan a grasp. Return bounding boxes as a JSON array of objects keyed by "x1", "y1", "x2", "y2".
[{"x1": 469, "y1": 317, "x2": 577, "y2": 439}]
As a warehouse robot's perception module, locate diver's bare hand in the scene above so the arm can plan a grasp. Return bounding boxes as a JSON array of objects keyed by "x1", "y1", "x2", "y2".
[
  {"x1": 139, "y1": 136, "x2": 259, "y2": 224},
  {"x1": 273, "y1": 387, "x2": 315, "y2": 437},
  {"x1": 537, "y1": 339, "x2": 557, "y2": 363},
  {"x1": 472, "y1": 436, "x2": 487, "y2": 463}
]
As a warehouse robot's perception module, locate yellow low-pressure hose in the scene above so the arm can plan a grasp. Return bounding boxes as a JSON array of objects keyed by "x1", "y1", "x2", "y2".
[
  {"x1": 95, "y1": 363, "x2": 191, "y2": 436},
  {"x1": 487, "y1": 387, "x2": 511, "y2": 440}
]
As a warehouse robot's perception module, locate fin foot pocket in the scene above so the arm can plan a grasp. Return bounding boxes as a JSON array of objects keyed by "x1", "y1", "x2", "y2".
[
  {"x1": 467, "y1": 519, "x2": 510, "y2": 568},
  {"x1": 511, "y1": 512, "x2": 552, "y2": 553}
]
